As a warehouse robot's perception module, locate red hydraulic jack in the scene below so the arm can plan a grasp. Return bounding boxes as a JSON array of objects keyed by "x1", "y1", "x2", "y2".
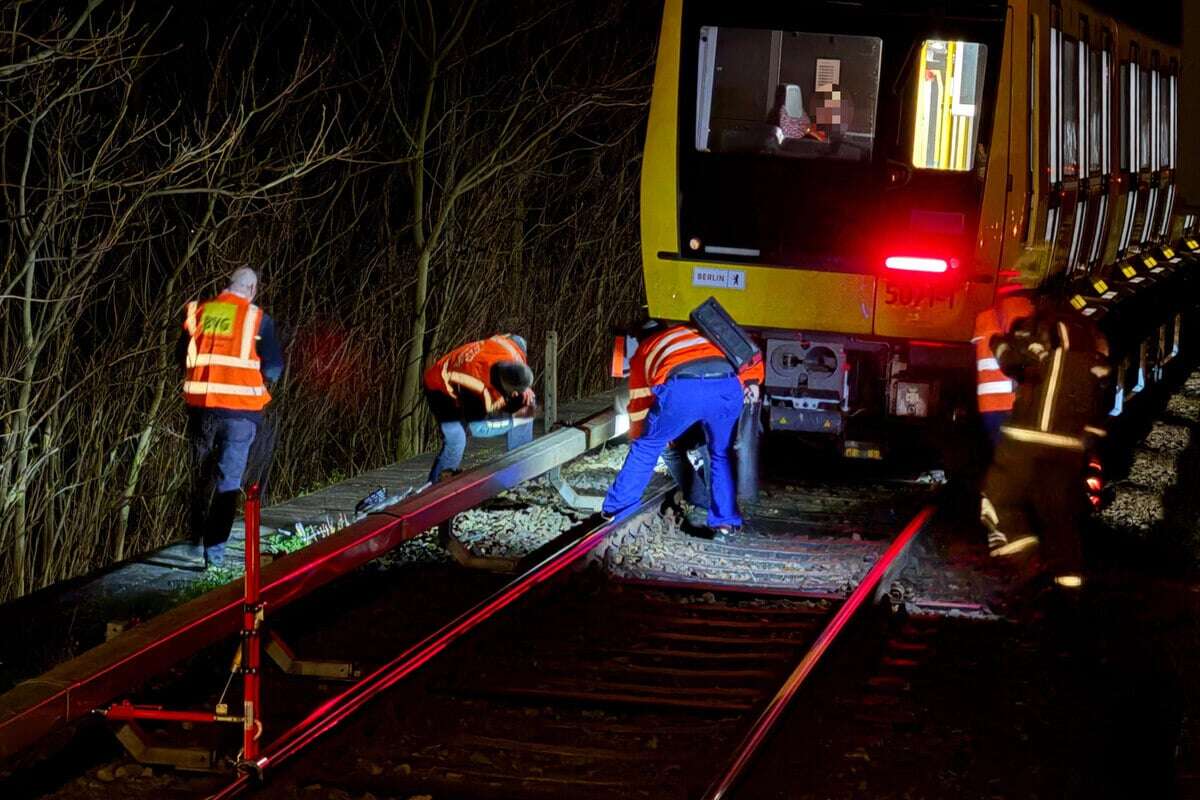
[{"x1": 100, "y1": 485, "x2": 353, "y2": 773}]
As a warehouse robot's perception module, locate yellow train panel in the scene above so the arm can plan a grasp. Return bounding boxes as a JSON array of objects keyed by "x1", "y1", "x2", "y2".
[
  {"x1": 644, "y1": 257, "x2": 876, "y2": 335},
  {"x1": 639, "y1": 0, "x2": 683, "y2": 268},
  {"x1": 872, "y1": 280, "x2": 995, "y2": 341}
]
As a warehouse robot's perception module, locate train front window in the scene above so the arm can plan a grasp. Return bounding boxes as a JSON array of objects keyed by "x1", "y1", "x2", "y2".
[
  {"x1": 911, "y1": 39, "x2": 988, "y2": 171},
  {"x1": 695, "y1": 27, "x2": 882, "y2": 163}
]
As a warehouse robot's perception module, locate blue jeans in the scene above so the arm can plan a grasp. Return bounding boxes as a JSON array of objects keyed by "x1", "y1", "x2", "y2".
[
  {"x1": 429, "y1": 416, "x2": 534, "y2": 483},
  {"x1": 603, "y1": 375, "x2": 743, "y2": 527},
  {"x1": 189, "y1": 411, "x2": 257, "y2": 554}
]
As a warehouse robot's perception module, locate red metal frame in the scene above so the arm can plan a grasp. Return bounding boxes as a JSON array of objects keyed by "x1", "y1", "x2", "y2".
[
  {"x1": 208, "y1": 493, "x2": 666, "y2": 797},
  {"x1": 241, "y1": 485, "x2": 263, "y2": 763},
  {"x1": 0, "y1": 411, "x2": 616, "y2": 762},
  {"x1": 700, "y1": 505, "x2": 936, "y2": 800},
  {"x1": 98, "y1": 486, "x2": 268, "y2": 750}
]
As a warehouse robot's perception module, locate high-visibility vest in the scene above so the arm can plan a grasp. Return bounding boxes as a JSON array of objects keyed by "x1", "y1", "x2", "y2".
[
  {"x1": 182, "y1": 292, "x2": 270, "y2": 411},
  {"x1": 972, "y1": 293, "x2": 1034, "y2": 414},
  {"x1": 423, "y1": 335, "x2": 527, "y2": 415},
  {"x1": 626, "y1": 325, "x2": 729, "y2": 439}
]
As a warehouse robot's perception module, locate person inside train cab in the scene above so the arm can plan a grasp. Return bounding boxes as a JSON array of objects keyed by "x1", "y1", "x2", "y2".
[
  {"x1": 979, "y1": 285, "x2": 1111, "y2": 594},
  {"x1": 972, "y1": 268, "x2": 1036, "y2": 447},
  {"x1": 603, "y1": 320, "x2": 749, "y2": 536},
  {"x1": 423, "y1": 334, "x2": 537, "y2": 484}
]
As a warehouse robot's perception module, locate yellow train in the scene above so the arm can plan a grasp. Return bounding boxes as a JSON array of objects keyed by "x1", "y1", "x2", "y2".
[{"x1": 641, "y1": 0, "x2": 1199, "y2": 452}]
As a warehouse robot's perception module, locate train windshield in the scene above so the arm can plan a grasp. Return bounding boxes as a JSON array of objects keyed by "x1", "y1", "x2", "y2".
[{"x1": 696, "y1": 28, "x2": 883, "y2": 163}]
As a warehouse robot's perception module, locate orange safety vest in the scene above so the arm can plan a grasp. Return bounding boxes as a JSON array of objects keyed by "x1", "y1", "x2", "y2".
[
  {"x1": 972, "y1": 293, "x2": 1034, "y2": 414},
  {"x1": 423, "y1": 335, "x2": 527, "y2": 415},
  {"x1": 182, "y1": 292, "x2": 270, "y2": 411},
  {"x1": 626, "y1": 325, "x2": 729, "y2": 439}
]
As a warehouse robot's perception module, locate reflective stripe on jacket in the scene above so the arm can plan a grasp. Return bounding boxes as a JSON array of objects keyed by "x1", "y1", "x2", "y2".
[
  {"x1": 1000, "y1": 307, "x2": 1110, "y2": 451},
  {"x1": 973, "y1": 294, "x2": 1034, "y2": 414},
  {"x1": 423, "y1": 336, "x2": 526, "y2": 416},
  {"x1": 626, "y1": 326, "x2": 728, "y2": 439},
  {"x1": 182, "y1": 292, "x2": 270, "y2": 411}
]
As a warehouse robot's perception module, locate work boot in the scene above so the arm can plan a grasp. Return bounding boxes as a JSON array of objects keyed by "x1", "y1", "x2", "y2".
[
  {"x1": 205, "y1": 542, "x2": 227, "y2": 569},
  {"x1": 176, "y1": 540, "x2": 207, "y2": 571}
]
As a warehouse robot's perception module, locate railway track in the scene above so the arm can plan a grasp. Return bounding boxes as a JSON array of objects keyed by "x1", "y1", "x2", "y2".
[
  {"x1": 206, "y1": 503, "x2": 934, "y2": 800},
  {"x1": 2, "y1": 424, "x2": 940, "y2": 800}
]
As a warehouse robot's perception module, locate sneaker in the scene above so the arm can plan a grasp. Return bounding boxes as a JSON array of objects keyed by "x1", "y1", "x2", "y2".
[{"x1": 711, "y1": 525, "x2": 741, "y2": 540}]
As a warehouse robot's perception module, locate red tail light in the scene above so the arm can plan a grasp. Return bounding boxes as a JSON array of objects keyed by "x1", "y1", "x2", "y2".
[{"x1": 885, "y1": 256, "x2": 952, "y2": 273}]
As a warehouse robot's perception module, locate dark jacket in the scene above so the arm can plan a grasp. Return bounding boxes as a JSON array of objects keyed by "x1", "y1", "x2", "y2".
[{"x1": 990, "y1": 300, "x2": 1110, "y2": 451}]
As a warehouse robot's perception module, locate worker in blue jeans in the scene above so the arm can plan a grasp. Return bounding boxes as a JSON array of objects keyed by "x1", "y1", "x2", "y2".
[{"x1": 603, "y1": 323, "x2": 744, "y2": 533}]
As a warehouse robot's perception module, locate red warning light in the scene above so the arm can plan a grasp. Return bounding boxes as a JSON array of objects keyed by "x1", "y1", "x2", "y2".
[{"x1": 885, "y1": 256, "x2": 951, "y2": 273}]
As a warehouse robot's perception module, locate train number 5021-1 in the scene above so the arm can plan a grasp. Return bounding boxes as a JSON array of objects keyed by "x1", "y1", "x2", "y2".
[{"x1": 883, "y1": 281, "x2": 955, "y2": 310}]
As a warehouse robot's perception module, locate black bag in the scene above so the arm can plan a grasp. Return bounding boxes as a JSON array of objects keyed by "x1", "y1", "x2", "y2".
[{"x1": 689, "y1": 297, "x2": 761, "y2": 371}]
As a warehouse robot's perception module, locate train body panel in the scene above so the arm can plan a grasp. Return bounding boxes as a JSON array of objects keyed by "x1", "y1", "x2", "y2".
[{"x1": 640, "y1": 0, "x2": 1197, "y2": 450}]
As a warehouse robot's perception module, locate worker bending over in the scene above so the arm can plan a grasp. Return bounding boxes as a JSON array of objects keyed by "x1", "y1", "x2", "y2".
[
  {"x1": 179, "y1": 267, "x2": 283, "y2": 569},
  {"x1": 423, "y1": 334, "x2": 536, "y2": 484},
  {"x1": 980, "y1": 294, "x2": 1110, "y2": 591},
  {"x1": 603, "y1": 321, "x2": 746, "y2": 534}
]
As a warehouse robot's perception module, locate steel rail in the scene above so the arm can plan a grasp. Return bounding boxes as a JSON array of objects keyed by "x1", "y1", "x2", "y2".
[
  {"x1": 207, "y1": 493, "x2": 665, "y2": 800},
  {"x1": 0, "y1": 409, "x2": 619, "y2": 762},
  {"x1": 701, "y1": 504, "x2": 937, "y2": 800}
]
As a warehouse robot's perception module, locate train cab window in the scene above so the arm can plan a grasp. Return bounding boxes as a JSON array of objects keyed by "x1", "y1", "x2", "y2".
[
  {"x1": 695, "y1": 27, "x2": 882, "y2": 163},
  {"x1": 1061, "y1": 38, "x2": 1081, "y2": 179},
  {"x1": 911, "y1": 39, "x2": 988, "y2": 171}
]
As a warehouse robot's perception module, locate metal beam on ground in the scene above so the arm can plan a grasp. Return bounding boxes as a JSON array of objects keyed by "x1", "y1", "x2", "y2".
[{"x1": 0, "y1": 409, "x2": 619, "y2": 762}]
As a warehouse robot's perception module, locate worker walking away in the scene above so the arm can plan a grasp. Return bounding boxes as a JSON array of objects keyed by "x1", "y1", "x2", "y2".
[
  {"x1": 422, "y1": 334, "x2": 536, "y2": 484},
  {"x1": 980, "y1": 293, "x2": 1110, "y2": 593},
  {"x1": 972, "y1": 269, "x2": 1035, "y2": 448},
  {"x1": 179, "y1": 267, "x2": 283, "y2": 569},
  {"x1": 603, "y1": 321, "x2": 745, "y2": 535}
]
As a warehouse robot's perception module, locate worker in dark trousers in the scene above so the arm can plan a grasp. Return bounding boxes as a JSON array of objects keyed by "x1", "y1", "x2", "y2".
[
  {"x1": 178, "y1": 267, "x2": 284, "y2": 569},
  {"x1": 972, "y1": 272, "x2": 1035, "y2": 447},
  {"x1": 603, "y1": 321, "x2": 745, "y2": 535},
  {"x1": 423, "y1": 334, "x2": 536, "y2": 484},
  {"x1": 660, "y1": 360, "x2": 765, "y2": 524},
  {"x1": 980, "y1": 294, "x2": 1111, "y2": 591}
]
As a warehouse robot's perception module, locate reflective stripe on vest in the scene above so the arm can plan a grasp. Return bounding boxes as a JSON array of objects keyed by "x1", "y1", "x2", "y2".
[
  {"x1": 183, "y1": 294, "x2": 269, "y2": 411},
  {"x1": 624, "y1": 326, "x2": 727, "y2": 438}
]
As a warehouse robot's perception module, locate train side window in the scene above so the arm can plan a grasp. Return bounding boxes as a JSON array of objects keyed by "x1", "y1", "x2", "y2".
[
  {"x1": 1086, "y1": 46, "x2": 1102, "y2": 175},
  {"x1": 1159, "y1": 71, "x2": 1172, "y2": 170},
  {"x1": 911, "y1": 39, "x2": 988, "y2": 171},
  {"x1": 1119, "y1": 62, "x2": 1131, "y2": 172},
  {"x1": 1138, "y1": 67, "x2": 1152, "y2": 170},
  {"x1": 1049, "y1": 27, "x2": 1061, "y2": 182},
  {"x1": 1061, "y1": 37, "x2": 1081, "y2": 179}
]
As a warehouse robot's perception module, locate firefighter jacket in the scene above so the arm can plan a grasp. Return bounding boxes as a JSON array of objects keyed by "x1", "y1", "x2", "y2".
[
  {"x1": 972, "y1": 292, "x2": 1035, "y2": 414},
  {"x1": 181, "y1": 292, "x2": 277, "y2": 412},
  {"x1": 991, "y1": 302, "x2": 1110, "y2": 451},
  {"x1": 424, "y1": 335, "x2": 528, "y2": 419},
  {"x1": 626, "y1": 325, "x2": 758, "y2": 439}
]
